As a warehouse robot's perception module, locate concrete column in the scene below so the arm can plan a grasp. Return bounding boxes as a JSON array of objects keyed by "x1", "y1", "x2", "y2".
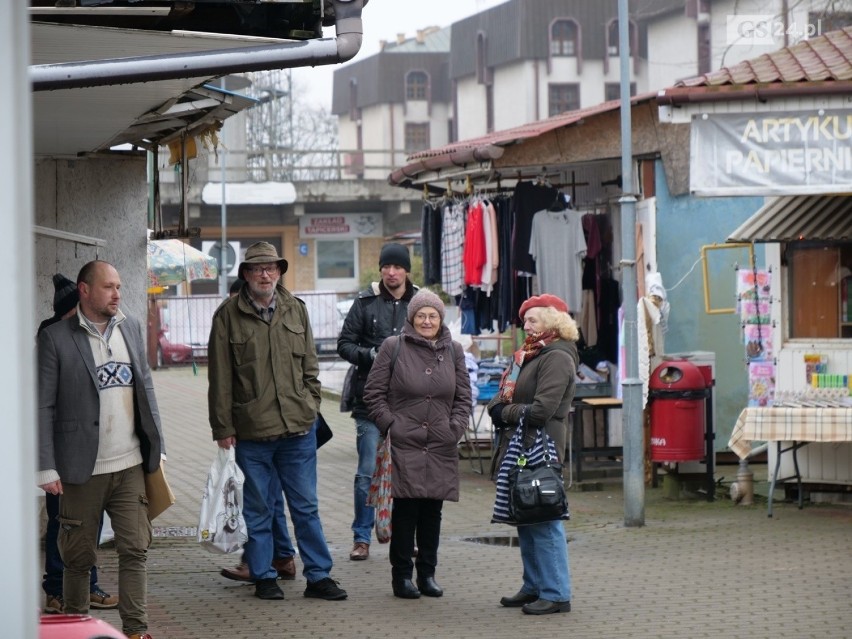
[{"x1": 0, "y1": 3, "x2": 39, "y2": 637}]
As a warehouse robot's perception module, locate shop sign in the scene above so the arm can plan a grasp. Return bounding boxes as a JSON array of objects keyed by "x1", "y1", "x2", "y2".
[
  {"x1": 690, "y1": 110, "x2": 852, "y2": 196},
  {"x1": 298, "y1": 213, "x2": 383, "y2": 239}
]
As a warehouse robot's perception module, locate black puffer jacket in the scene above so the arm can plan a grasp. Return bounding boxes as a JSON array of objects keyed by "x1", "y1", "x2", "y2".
[{"x1": 337, "y1": 279, "x2": 416, "y2": 419}]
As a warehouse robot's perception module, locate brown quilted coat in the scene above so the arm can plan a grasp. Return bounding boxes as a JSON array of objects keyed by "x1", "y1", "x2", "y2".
[{"x1": 363, "y1": 323, "x2": 472, "y2": 501}]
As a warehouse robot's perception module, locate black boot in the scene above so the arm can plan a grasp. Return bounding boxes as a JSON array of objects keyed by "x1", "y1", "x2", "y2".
[
  {"x1": 416, "y1": 576, "x2": 443, "y2": 597},
  {"x1": 392, "y1": 578, "x2": 421, "y2": 599}
]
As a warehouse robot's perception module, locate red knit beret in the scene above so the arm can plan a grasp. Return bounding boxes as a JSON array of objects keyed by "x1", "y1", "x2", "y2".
[{"x1": 518, "y1": 294, "x2": 569, "y2": 321}]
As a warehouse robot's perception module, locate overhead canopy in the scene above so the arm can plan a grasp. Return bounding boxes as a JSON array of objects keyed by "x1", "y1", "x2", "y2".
[
  {"x1": 31, "y1": 23, "x2": 268, "y2": 156},
  {"x1": 727, "y1": 195, "x2": 852, "y2": 243}
]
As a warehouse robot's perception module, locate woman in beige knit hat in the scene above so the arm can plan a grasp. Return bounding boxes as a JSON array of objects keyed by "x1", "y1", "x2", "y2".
[{"x1": 363, "y1": 289, "x2": 471, "y2": 599}]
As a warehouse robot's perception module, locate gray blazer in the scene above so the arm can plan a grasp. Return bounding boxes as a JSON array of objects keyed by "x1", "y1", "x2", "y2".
[{"x1": 37, "y1": 313, "x2": 164, "y2": 485}]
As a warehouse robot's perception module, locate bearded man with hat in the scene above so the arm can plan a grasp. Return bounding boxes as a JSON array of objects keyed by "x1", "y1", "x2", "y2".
[
  {"x1": 208, "y1": 241, "x2": 346, "y2": 602},
  {"x1": 337, "y1": 242, "x2": 417, "y2": 561}
]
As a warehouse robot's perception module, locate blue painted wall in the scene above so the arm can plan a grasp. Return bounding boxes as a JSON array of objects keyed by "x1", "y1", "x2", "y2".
[{"x1": 653, "y1": 161, "x2": 764, "y2": 448}]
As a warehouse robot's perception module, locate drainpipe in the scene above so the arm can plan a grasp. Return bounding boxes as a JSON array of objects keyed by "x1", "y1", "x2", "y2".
[{"x1": 30, "y1": 0, "x2": 365, "y2": 91}]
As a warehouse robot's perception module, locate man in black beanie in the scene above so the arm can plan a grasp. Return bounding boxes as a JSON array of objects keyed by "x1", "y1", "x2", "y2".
[
  {"x1": 337, "y1": 242, "x2": 417, "y2": 561},
  {"x1": 38, "y1": 273, "x2": 118, "y2": 614},
  {"x1": 37, "y1": 274, "x2": 80, "y2": 336}
]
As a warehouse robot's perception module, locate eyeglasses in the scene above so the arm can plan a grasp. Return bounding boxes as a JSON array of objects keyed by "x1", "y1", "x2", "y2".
[
  {"x1": 414, "y1": 313, "x2": 441, "y2": 322},
  {"x1": 247, "y1": 266, "x2": 279, "y2": 276}
]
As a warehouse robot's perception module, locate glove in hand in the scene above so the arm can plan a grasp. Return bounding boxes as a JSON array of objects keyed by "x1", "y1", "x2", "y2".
[{"x1": 489, "y1": 402, "x2": 508, "y2": 427}]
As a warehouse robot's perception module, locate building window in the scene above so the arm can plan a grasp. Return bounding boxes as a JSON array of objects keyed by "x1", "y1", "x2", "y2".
[
  {"x1": 317, "y1": 240, "x2": 355, "y2": 280},
  {"x1": 348, "y1": 79, "x2": 358, "y2": 121},
  {"x1": 604, "y1": 82, "x2": 636, "y2": 101},
  {"x1": 607, "y1": 19, "x2": 638, "y2": 57},
  {"x1": 548, "y1": 84, "x2": 580, "y2": 116},
  {"x1": 789, "y1": 243, "x2": 852, "y2": 339},
  {"x1": 476, "y1": 31, "x2": 490, "y2": 85},
  {"x1": 405, "y1": 123, "x2": 431, "y2": 153},
  {"x1": 550, "y1": 19, "x2": 578, "y2": 56},
  {"x1": 608, "y1": 20, "x2": 620, "y2": 56},
  {"x1": 406, "y1": 71, "x2": 429, "y2": 100}
]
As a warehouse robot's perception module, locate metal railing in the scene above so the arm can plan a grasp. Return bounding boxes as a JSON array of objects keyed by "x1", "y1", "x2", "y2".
[{"x1": 157, "y1": 291, "x2": 356, "y2": 357}]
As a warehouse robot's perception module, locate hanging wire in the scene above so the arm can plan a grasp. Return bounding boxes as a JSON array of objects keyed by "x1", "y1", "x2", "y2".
[{"x1": 667, "y1": 255, "x2": 704, "y2": 292}]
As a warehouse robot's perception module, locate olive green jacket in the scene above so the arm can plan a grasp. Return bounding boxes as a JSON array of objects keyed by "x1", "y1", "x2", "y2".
[{"x1": 208, "y1": 284, "x2": 321, "y2": 442}]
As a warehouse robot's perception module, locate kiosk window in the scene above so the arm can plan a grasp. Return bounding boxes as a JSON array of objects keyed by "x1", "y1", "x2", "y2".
[{"x1": 788, "y1": 244, "x2": 852, "y2": 339}]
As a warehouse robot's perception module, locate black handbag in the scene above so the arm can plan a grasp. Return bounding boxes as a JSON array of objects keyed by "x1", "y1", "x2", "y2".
[
  {"x1": 315, "y1": 412, "x2": 333, "y2": 448},
  {"x1": 507, "y1": 435, "x2": 568, "y2": 525},
  {"x1": 339, "y1": 364, "x2": 356, "y2": 412}
]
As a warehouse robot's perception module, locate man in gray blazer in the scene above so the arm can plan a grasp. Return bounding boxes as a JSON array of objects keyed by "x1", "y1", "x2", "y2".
[{"x1": 37, "y1": 260, "x2": 164, "y2": 639}]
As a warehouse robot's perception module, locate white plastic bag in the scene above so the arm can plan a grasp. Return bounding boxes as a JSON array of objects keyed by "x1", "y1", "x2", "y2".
[{"x1": 197, "y1": 447, "x2": 248, "y2": 554}]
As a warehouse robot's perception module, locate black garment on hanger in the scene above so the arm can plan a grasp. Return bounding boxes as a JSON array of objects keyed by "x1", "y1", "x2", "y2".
[
  {"x1": 511, "y1": 181, "x2": 558, "y2": 274},
  {"x1": 495, "y1": 196, "x2": 514, "y2": 333},
  {"x1": 421, "y1": 203, "x2": 442, "y2": 286}
]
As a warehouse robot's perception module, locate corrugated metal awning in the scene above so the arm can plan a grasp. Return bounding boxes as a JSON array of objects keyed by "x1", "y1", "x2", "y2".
[{"x1": 727, "y1": 195, "x2": 852, "y2": 243}]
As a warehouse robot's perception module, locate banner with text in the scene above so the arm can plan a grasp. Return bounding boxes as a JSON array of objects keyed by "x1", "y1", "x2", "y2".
[
  {"x1": 690, "y1": 110, "x2": 852, "y2": 196},
  {"x1": 298, "y1": 213, "x2": 383, "y2": 239}
]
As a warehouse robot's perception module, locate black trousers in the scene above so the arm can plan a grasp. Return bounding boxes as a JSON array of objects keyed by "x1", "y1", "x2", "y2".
[{"x1": 389, "y1": 498, "x2": 443, "y2": 581}]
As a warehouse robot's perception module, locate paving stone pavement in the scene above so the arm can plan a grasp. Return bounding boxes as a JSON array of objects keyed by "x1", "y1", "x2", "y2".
[{"x1": 78, "y1": 366, "x2": 851, "y2": 639}]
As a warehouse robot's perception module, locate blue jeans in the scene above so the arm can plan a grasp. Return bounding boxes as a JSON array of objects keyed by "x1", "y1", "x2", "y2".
[
  {"x1": 270, "y1": 482, "x2": 296, "y2": 559},
  {"x1": 235, "y1": 423, "x2": 333, "y2": 583},
  {"x1": 352, "y1": 418, "x2": 381, "y2": 544},
  {"x1": 517, "y1": 520, "x2": 572, "y2": 602},
  {"x1": 43, "y1": 492, "x2": 99, "y2": 596}
]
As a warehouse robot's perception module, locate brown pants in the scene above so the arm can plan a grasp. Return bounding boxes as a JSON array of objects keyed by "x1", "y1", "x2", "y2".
[{"x1": 58, "y1": 465, "x2": 152, "y2": 636}]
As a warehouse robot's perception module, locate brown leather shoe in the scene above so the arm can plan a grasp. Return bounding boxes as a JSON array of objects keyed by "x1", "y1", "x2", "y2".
[
  {"x1": 272, "y1": 556, "x2": 296, "y2": 580},
  {"x1": 220, "y1": 562, "x2": 252, "y2": 582},
  {"x1": 349, "y1": 542, "x2": 369, "y2": 560}
]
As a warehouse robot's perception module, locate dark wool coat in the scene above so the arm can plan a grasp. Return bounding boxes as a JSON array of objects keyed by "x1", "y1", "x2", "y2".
[
  {"x1": 364, "y1": 322, "x2": 472, "y2": 501},
  {"x1": 487, "y1": 339, "x2": 579, "y2": 480}
]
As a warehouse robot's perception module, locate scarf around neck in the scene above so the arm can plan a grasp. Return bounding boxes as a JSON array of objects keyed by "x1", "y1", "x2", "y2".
[{"x1": 497, "y1": 330, "x2": 559, "y2": 402}]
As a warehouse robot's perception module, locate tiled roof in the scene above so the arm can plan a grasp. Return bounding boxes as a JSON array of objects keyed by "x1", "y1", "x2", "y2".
[
  {"x1": 388, "y1": 93, "x2": 656, "y2": 187},
  {"x1": 405, "y1": 95, "x2": 653, "y2": 163},
  {"x1": 678, "y1": 26, "x2": 852, "y2": 87}
]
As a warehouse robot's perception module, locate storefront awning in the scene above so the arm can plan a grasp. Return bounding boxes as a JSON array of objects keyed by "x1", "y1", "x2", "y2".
[{"x1": 727, "y1": 195, "x2": 852, "y2": 243}]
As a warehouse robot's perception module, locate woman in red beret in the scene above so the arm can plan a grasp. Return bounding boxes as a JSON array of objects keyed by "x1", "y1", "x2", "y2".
[{"x1": 487, "y1": 294, "x2": 578, "y2": 615}]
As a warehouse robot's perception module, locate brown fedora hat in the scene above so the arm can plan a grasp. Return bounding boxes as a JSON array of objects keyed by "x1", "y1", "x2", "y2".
[{"x1": 238, "y1": 241, "x2": 289, "y2": 279}]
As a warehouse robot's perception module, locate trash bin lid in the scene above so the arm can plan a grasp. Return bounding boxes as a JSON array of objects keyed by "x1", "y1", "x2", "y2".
[{"x1": 649, "y1": 359, "x2": 706, "y2": 391}]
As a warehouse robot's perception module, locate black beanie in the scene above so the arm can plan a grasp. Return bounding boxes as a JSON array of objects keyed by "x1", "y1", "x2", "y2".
[
  {"x1": 52, "y1": 273, "x2": 79, "y2": 318},
  {"x1": 379, "y1": 243, "x2": 411, "y2": 272}
]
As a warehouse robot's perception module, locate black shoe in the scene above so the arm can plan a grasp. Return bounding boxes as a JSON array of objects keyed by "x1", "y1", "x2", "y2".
[
  {"x1": 392, "y1": 579, "x2": 421, "y2": 599},
  {"x1": 304, "y1": 577, "x2": 347, "y2": 601},
  {"x1": 500, "y1": 590, "x2": 538, "y2": 607},
  {"x1": 255, "y1": 578, "x2": 284, "y2": 600},
  {"x1": 521, "y1": 599, "x2": 571, "y2": 615},
  {"x1": 416, "y1": 576, "x2": 443, "y2": 597}
]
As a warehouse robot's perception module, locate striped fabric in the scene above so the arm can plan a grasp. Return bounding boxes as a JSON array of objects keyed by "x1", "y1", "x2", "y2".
[
  {"x1": 441, "y1": 203, "x2": 465, "y2": 297},
  {"x1": 492, "y1": 421, "x2": 570, "y2": 525},
  {"x1": 728, "y1": 407, "x2": 852, "y2": 459}
]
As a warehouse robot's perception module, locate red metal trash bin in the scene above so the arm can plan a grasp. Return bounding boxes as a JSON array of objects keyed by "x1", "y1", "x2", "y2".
[
  {"x1": 39, "y1": 614, "x2": 126, "y2": 639},
  {"x1": 649, "y1": 359, "x2": 709, "y2": 462}
]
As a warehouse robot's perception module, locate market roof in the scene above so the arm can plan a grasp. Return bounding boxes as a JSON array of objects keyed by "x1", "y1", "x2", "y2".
[
  {"x1": 728, "y1": 195, "x2": 852, "y2": 243},
  {"x1": 388, "y1": 94, "x2": 656, "y2": 189},
  {"x1": 658, "y1": 26, "x2": 852, "y2": 105}
]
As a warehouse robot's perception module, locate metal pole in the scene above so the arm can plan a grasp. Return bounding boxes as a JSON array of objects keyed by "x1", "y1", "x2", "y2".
[
  {"x1": 288, "y1": 69, "x2": 295, "y2": 180},
  {"x1": 618, "y1": 0, "x2": 645, "y2": 527},
  {"x1": 219, "y1": 143, "x2": 229, "y2": 299}
]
